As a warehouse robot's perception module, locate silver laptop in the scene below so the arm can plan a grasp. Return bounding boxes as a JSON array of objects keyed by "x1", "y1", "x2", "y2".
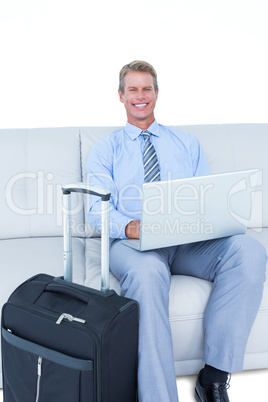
[{"x1": 122, "y1": 169, "x2": 261, "y2": 251}]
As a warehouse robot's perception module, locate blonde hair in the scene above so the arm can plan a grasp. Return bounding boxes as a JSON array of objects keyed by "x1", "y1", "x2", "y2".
[{"x1": 119, "y1": 60, "x2": 158, "y2": 94}]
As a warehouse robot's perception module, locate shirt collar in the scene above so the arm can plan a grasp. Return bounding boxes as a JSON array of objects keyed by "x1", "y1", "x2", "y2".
[{"x1": 124, "y1": 120, "x2": 160, "y2": 140}]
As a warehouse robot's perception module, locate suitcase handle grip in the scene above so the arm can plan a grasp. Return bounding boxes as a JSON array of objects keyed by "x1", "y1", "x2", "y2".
[
  {"x1": 62, "y1": 182, "x2": 111, "y2": 293},
  {"x1": 46, "y1": 283, "x2": 91, "y2": 303},
  {"x1": 62, "y1": 183, "x2": 111, "y2": 200},
  {"x1": 54, "y1": 277, "x2": 116, "y2": 297}
]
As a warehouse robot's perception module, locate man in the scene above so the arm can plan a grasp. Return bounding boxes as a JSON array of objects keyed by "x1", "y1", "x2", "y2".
[{"x1": 86, "y1": 61, "x2": 267, "y2": 402}]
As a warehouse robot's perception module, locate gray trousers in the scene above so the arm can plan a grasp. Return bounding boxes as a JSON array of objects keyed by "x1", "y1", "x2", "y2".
[{"x1": 110, "y1": 234, "x2": 267, "y2": 402}]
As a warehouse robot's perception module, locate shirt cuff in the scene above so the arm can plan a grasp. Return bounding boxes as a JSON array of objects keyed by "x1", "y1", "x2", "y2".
[
  {"x1": 88, "y1": 206, "x2": 134, "y2": 240},
  {"x1": 109, "y1": 214, "x2": 133, "y2": 239}
]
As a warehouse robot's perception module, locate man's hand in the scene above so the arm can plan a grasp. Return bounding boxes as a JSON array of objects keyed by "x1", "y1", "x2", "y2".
[{"x1": 125, "y1": 220, "x2": 140, "y2": 239}]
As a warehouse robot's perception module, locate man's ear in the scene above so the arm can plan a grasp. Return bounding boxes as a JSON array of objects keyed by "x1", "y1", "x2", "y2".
[
  {"x1": 155, "y1": 89, "x2": 159, "y2": 101},
  {"x1": 118, "y1": 89, "x2": 124, "y2": 103}
]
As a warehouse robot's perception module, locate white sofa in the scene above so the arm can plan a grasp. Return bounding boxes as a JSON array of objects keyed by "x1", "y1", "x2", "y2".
[{"x1": 1, "y1": 124, "x2": 268, "y2": 387}]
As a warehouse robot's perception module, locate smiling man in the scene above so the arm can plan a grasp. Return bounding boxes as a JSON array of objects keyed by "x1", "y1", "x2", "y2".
[
  {"x1": 117, "y1": 65, "x2": 159, "y2": 239},
  {"x1": 118, "y1": 67, "x2": 158, "y2": 130},
  {"x1": 86, "y1": 61, "x2": 267, "y2": 402}
]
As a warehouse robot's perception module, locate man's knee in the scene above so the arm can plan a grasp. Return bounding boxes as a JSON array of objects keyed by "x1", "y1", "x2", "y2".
[
  {"x1": 226, "y1": 234, "x2": 267, "y2": 284},
  {"x1": 120, "y1": 253, "x2": 171, "y2": 295}
]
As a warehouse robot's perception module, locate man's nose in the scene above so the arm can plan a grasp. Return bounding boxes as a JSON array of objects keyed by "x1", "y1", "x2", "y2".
[{"x1": 136, "y1": 89, "x2": 145, "y2": 99}]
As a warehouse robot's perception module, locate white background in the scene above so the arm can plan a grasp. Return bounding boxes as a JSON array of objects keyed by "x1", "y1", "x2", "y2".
[
  {"x1": 0, "y1": 0, "x2": 267, "y2": 128},
  {"x1": 0, "y1": 0, "x2": 267, "y2": 400}
]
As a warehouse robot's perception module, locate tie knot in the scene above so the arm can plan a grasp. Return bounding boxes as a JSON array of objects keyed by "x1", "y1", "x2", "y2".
[{"x1": 141, "y1": 130, "x2": 152, "y2": 141}]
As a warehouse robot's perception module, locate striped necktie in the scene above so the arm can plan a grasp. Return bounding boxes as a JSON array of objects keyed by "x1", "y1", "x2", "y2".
[{"x1": 141, "y1": 130, "x2": 161, "y2": 182}]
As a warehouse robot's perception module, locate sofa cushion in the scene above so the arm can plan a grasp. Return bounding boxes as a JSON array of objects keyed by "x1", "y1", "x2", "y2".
[
  {"x1": 0, "y1": 236, "x2": 85, "y2": 300},
  {"x1": 83, "y1": 238, "x2": 121, "y2": 293},
  {"x1": 1, "y1": 128, "x2": 83, "y2": 239}
]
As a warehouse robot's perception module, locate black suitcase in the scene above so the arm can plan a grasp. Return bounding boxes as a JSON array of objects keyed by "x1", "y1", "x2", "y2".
[{"x1": 1, "y1": 183, "x2": 139, "y2": 401}]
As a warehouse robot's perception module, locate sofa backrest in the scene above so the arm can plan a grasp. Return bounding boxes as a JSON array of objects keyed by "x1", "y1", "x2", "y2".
[
  {"x1": 1, "y1": 128, "x2": 83, "y2": 239},
  {"x1": 179, "y1": 124, "x2": 268, "y2": 229},
  {"x1": 1, "y1": 123, "x2": 267, "y2": 241},
  {"x1": 81, "y1": 124, "x2": 268, "y2": 230}
]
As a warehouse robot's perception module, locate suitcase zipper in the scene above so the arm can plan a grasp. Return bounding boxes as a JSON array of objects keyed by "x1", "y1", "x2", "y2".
[
  {"x1": 5, "y1": 302, "x2": 104, "y2": 402},
  {"x1": 35, "y1": 356, "x2": 42, "y2": 402},
  {"x1": 56, "y1": 313, "x2": 86, "y2": 325}
]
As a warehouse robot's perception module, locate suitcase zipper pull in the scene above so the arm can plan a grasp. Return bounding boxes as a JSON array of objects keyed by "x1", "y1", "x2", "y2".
[
  {"x1": 35, "y1": 357, "x2": 42, "y2": 402},
  {"x1": 37, "y1": 356, "x2": 42, "y2": 376},
  {"x1": 56, "y1": 313, "x2": 86, "y2": 325}
]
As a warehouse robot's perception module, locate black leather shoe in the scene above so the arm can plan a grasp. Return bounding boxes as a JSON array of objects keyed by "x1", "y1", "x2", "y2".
[{"x1": 195, "y1": 371, "x2": 230, "y2": 401}]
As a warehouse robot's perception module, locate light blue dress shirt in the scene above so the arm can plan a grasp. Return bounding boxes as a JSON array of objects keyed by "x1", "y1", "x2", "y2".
[{"x1": 86, "y1": 120, "x2": 211, "y2": 238}]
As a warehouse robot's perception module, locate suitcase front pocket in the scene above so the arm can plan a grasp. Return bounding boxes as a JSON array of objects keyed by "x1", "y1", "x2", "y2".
[{"x1": 2, "y1": 329, "x2": 94, "y2": 402}]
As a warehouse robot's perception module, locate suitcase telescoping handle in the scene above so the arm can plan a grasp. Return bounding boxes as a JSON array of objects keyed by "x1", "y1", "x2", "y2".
[{"x1": 62, "y1": 183, "x2": 111, "y2": 293}]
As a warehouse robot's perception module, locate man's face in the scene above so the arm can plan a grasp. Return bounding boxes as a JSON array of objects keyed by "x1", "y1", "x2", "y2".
[{"x1": 118, "y1": 71, "x2": 158, "y2": 129}]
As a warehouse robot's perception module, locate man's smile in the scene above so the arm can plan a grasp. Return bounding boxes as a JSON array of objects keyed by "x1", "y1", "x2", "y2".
[{"x1": 133, "y1": 103, "x2": 148, "y2": 108}]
